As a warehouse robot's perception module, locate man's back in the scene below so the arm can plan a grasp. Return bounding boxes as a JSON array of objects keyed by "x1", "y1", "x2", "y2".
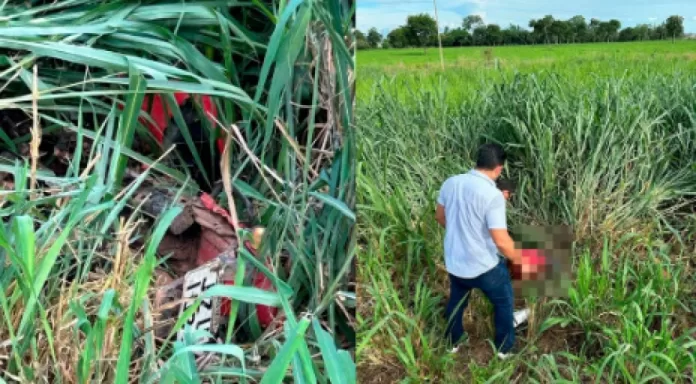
[{"x1": 437, "y1": 170, "x2": 507, "y2": 278}]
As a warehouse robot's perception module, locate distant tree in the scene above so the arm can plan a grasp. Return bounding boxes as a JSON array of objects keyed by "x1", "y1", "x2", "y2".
[
  {"x1": 541, "y1": 15, "x2": 556, "y2": 43},
  {"x1": 665, "y1": 15, "x2": 685, "y2": 42},
  {"x1": 568, "y1": 15, "x2": 587, "y2": 43},
  {"x1": 633, "y1": 24, "x2": 651, "y2": 41},
  {"x1": 588, "y1": 18, "x2": 601, "y2": 42},
  {"x1": 527, "y1": 19, "x2": 540, "y2": 44},
  {"x1": 406, "y1": 13, "x2": 437, "y2": 53},
  {"x1": 595, "y1": 19, "x2": 620, "y2": 42},
  {"x1": 503, "y1": 24, "x2": 527, "y2": 45},
  {"x1": 607, "y1": 19, "x2": 621, "y2": 41},
  {"x1": 442, "y1": 27, "x2": 470, "y2": 46},
  {"x1": 484, "y1": 24, "x2": 502, "y2": 45},
  {"x1": 652, "y1": 24, "x2": 667, "y2": 40},
  {"x1": 355, "y1": 30, "x2": 370, "y2": 50},
  {"x1": 387, "y1": 27, "x2": 408, "y2": 48},
  {"x1": 454, "y1": 28, "x2": 471, "y2": 46},
  {"x1": 367, "y1": 28, "x2": 382, "y2": 48},
  {"x1": 550, "y1": 19, "x2": 570, "y2": 43},
  {"x1": 380, "y1": 13, "x2": 685, "y2": 49},
  {"x1": 597, "y1": 22, "x2": 609, "y2": 41},
  {"x1": 441, "y1": 28, "x2": 453, "y2": 47},
  {"x1": 529, "y1": 15, "x2": 554, "y2": 43},
  {"x1": 472, "y1": 25, "x2": 487, "y2": 45},
  {"x1": 463, "y1": 15, "x2": 484, "y2": 31},
  {"x1": 619, "y1": 27, "x2": 636, "y2": 42}
]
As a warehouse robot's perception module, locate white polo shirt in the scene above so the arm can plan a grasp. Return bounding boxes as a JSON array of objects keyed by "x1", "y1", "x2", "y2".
[{"x1": 437, "y1": 169, "x2": 507, "y2": 278}]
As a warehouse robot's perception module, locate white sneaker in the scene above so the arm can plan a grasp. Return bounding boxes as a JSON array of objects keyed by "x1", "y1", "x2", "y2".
[
  {"x1": 450, "y1": 345, "x2": 461, "y2": 354},
  {"x1": 497, "y1": 352, "x2": 513, "y2": 359},
  {"x1": 513, "y1": 308, "x2": 530, "y2": 328}
]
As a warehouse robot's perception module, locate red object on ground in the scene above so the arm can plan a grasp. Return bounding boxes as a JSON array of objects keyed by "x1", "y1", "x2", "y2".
[
  {"x1": 196, "y1": 193, "x2": 279, "y2": 329},
  {"x1": 509, "y1": 249, "x2": 547, "y2": 280},
  {"x1": 125, "y1": 92, "x2": 225, "y2": 153}
]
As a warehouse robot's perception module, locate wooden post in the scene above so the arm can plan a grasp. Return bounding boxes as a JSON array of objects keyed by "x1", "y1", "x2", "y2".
[{"x1": 432, "y1": 0, "x2": 445, "y2": 70}]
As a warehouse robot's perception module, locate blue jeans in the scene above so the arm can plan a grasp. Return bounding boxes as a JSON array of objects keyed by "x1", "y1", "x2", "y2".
[{"x1": 444, "y1": 258, "x2": 515, "y2": 353}]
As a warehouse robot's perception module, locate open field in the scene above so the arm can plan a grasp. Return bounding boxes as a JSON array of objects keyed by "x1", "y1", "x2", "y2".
[
  {"x1": 359, "y1": 40, "x2": 696, "y2": 67},
  {"x1": 356, "y1": 41, "x2": 696, "y2": 382},
  {"x1": 358, "y1": 41, "x2": 696, "y2": 109}
]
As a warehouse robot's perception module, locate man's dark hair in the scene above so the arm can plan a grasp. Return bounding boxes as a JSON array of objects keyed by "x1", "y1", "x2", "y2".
[
  {"x1": 475, "y1": 143, "x2": 507, "y2": 170},
  {"x1": 496, "y1": 178, "x2": 517, "y2": 193}
]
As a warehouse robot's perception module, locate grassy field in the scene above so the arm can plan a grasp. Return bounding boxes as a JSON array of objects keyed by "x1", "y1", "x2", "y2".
[
  {"x1": 0, "y1": 1, "x2": 355, "y2": 383},
  {"x1": 356, "y1": 40, "x2": 696, "y2": 382},
  {"x1": 358, "y1": 40, "x2": 696, "y2": 67},
  {"x1": 358, "y1": 40, "x2": 696, "y2": 103}
]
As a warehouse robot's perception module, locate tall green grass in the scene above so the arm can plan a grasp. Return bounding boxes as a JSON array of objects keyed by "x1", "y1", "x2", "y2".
[
  {"x1": 357, "y1": 57, "x2": 696, "y2": 382},
  {"x1": 0, "y1": 0, "x2": 356, "y2": 382}
]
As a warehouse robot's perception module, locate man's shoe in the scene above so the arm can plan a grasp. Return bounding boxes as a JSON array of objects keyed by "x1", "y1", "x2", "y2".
[
  {"x1": 448, "y1": 333, "x2": 468, "y2": 354},
  {"x1": 513, "y1": 308, "x2": 530, "y2": 328},
  {"x1": 496, "y1": 344, "x2": 521, "y2": 359}
]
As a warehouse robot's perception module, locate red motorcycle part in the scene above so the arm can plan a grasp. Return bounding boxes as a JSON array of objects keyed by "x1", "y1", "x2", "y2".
[
  {"x1": 196, "y1": 193, "x2": 279, "y2": 329},
  {"x1": 127, "y1": 92, "x2": 225, "y2": 153}
]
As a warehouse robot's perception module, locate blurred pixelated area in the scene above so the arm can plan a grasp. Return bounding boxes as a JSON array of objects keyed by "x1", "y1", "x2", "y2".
[{"x1": 508, "y1": 224, "x2": 575, "y2": 297}]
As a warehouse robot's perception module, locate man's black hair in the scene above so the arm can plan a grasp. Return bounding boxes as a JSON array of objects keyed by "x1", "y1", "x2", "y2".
[
  {"x1": 475, "y1": 143, "x2": 507, "y2": 170},
  {"x1": 496, "y1": 178, "x2": 517, "y2": 193}
]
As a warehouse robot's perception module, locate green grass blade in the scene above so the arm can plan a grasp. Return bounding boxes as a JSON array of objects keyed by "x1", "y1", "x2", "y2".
[
  {"x1": 260, "y1": 317, "x2": 312, "y2": 384},
  {"x1": 113, "y1": 64, "x2": 146, "y2": 187},
  {"x1": 115, "y1": 205, "x2": 182, "y2": 384}
]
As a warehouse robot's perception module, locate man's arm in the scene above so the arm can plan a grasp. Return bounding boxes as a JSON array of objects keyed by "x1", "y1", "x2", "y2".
[
  {"x1": 490, "y1": 229, "x2": 521, "y2": 264},
  {"x1": 486, "y1": 194, "x2": 522, "y2": 264},
  {"x1": 435, "y1": 203, "x2": 446, "y2": 228},
  {"x1": 435, "y1": 179, "x2": 450, "y2": 228}
]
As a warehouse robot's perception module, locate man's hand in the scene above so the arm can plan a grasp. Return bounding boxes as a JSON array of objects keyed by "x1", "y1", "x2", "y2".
[
  {"x1": 489, "y1": 228, "x2": 521, "y2": 264},
  {"x1": 435, "y1": 204, "x2": 446, "y2": 228},
  {"x1": 519, "y1": 261, "x2": 539, "y2": 277},
  {"x1": 507, "y1": 249, "x2": 548, "y2": 280}
]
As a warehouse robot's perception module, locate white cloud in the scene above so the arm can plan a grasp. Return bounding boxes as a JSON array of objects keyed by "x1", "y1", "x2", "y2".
[
  {"x1": 693, "y1": 16, "x2": 696, "y2": 21},
  {"x1": 648, "y1": 17, "x2": 657, "y2": 21}
]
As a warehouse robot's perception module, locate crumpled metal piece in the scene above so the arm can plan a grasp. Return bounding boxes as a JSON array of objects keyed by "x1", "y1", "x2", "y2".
[
  {"x1": 152, "y1": 192, "x2": 280, "y2": 335},
  {"x1": 189, "y1": 195, "x2": 239, "y2": 266},
  {"x1": 145, "y1": 192, "x2": 231, "y2": 267},
  {"x1": 169, "y1": 203, "x2": 195, "y2": 235}
]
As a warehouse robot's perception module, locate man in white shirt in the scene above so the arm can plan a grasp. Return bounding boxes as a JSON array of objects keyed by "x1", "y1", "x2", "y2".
[{"x1": 435, "y1": 143, "x2": 531, "y2": 358}]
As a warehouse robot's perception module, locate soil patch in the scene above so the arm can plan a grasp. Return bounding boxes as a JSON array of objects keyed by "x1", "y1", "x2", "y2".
[
  {"x1": 536, "y1": 326, "x2": 586, "y2": 355},
  {"x1": 357, "y1": 361, "x2": 406, "y2": 384}
]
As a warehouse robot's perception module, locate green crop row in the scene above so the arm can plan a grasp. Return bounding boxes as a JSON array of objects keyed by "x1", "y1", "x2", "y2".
[{"x1": 357, "y1": 54, "x2": 696, "y2": 382}]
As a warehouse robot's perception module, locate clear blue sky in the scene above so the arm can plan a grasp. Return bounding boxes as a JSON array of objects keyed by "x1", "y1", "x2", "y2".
[{"x1": 357, "y1": 0, "x2": 696, "y2": 35}]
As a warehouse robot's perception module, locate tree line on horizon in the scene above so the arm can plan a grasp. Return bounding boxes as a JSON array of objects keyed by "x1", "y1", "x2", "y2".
[{"x1": 356, "y1": 14, "x2": 687, "y2": 51}]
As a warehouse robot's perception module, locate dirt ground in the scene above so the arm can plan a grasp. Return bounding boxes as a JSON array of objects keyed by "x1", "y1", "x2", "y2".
[
  {"x1": 356, "y1": 361, "x2": 406, "y2": 384},
  {"x1": 356, "y1": 287, "x2": 595, "y2": 384}
]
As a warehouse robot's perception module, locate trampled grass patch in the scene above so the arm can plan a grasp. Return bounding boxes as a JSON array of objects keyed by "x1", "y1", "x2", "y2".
[{"x1": 357, "y1": 41, "x2": 696, "y2": 383}]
